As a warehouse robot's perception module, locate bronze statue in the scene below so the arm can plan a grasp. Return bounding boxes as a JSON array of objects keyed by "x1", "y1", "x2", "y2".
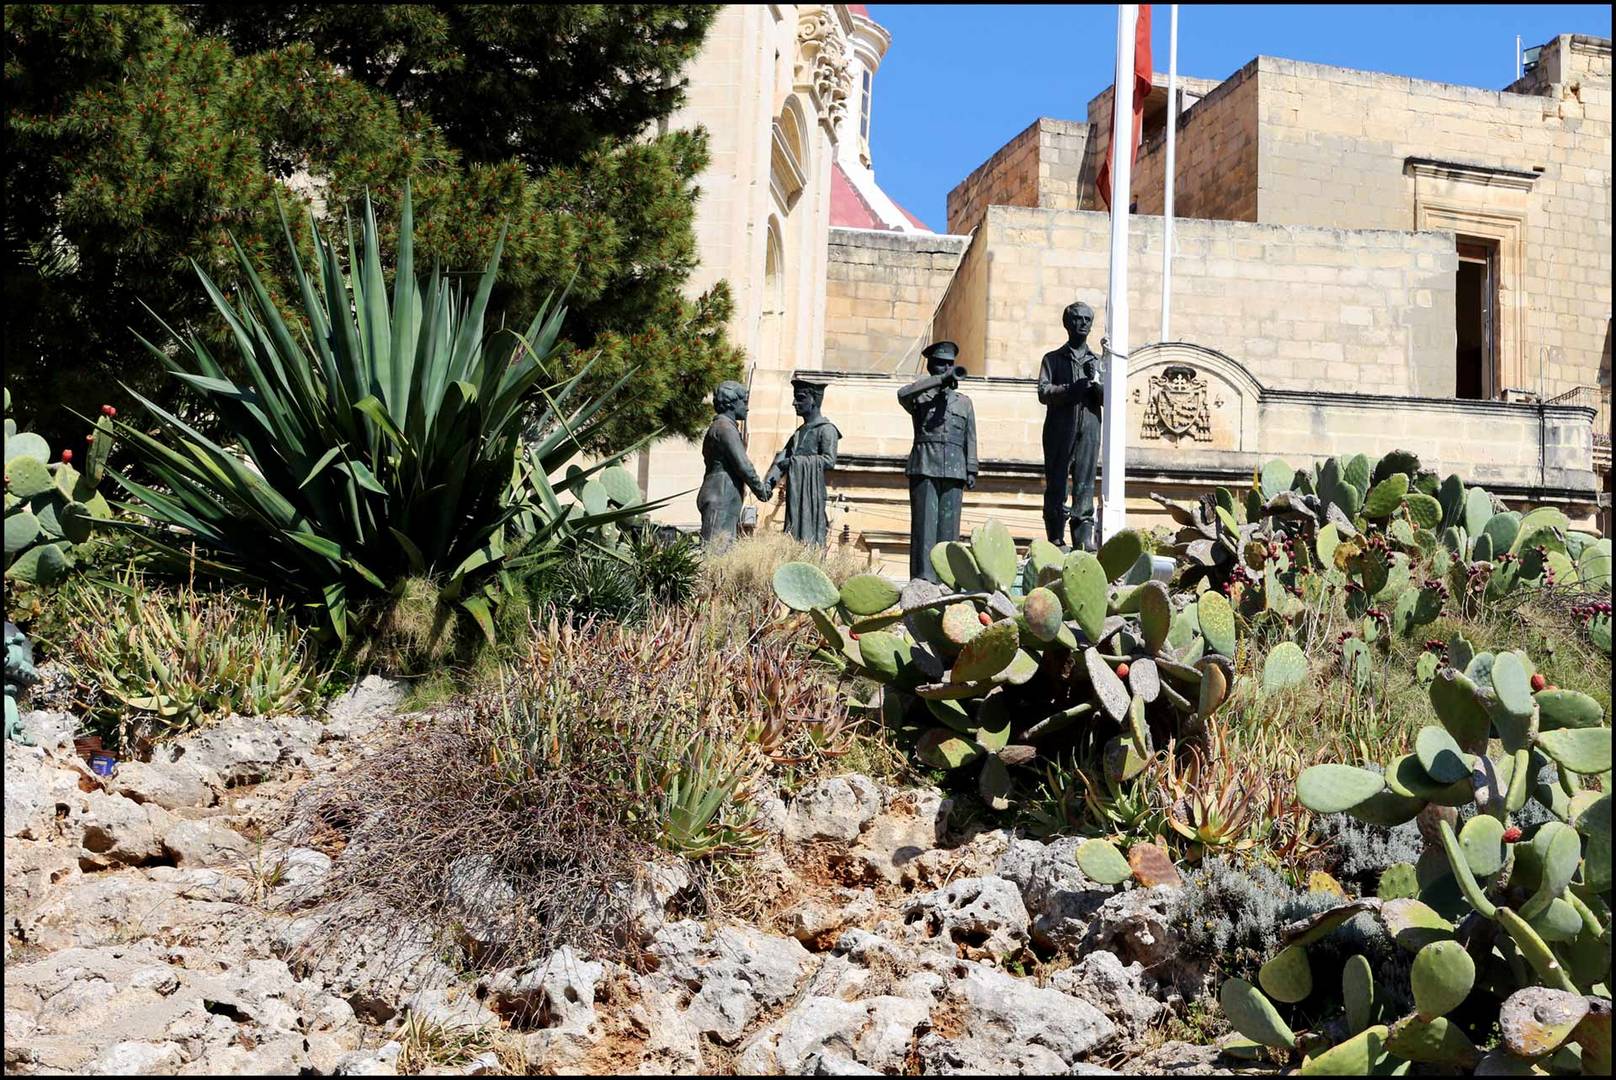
[
  {"x1": 766, "y1": 375, "x2": 841, "y2": 546},
  {"x1": 898, "y1": 341, "x2": 978, "y2": 582},
  {"x1": 697, "y1": 380, "x2": 772, "y2": 548},
  {"x1": 1039, "y1": 301, "x2": 1107, "y2": 551}
]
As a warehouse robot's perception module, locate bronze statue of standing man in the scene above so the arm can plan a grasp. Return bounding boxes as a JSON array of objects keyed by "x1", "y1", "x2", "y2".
[
  {"x1": 899, "y1": 341, "x2": 978, "y2": 582},
  {"x1": 1039, "y1": 301, "x2": 1107, "y2": 551},
  {"x1": 766, "y1": 375, "x2": 841, "y2": 546},
  {"x1": 697, "y1": 380, "x2": 772, "y2": 548}
]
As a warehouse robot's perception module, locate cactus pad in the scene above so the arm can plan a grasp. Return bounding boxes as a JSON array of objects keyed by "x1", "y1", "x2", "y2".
[
  {"x1": 1457, "y1": 814, "x2": 1506, "y2": 877},
  {"x1": 1363, "y1": 472, "x2": 1409, "y2": 518},
  {"x1": 941, "y1": 601, "x2": 985, "y2": 647},
  {"x1": 915, "y1": 728, "x2": 983, "y2": 770},
  {"x1": 1296, "y1": 764, "x2": 1385, "y2": 813},
  {"x1": 1429, "y1": 668, "x2": 1491, "y2": 747},
  {"x1": 1386, "y1": 1015, "x2": 1481, "y2": 1067},
  {"x1": 1060, "y1": 551, "x2": 1108, "y2": 642},
  {"x1": 1343, "y1": 954, "x2": 1375, "y2": 1034},
  {"x1": 1404, "y1": 492, "x2": 1442, "y2": 529},
  {"x1": 1084, "y1": 647, "x2": 1130, "y2": 724},
  {"x1": 1075, "y1": 838, "x2": 1132, "y2": 886},
  {"x1": 1376, "y1": 863, "x2": 1419, "y2": 900},
  {"x1": 1258, "y1": 944, "x2": 1312, "y2": 1004},
  {"x1": 840, "y1": 574, "x2": 901, "y2": 616},
  {"x1": 1097, "y1": 528, "x2": 1148, "y2": 582},
  {"x1": 1137, "y1": 581, "x2": 1171, "y2": 654},
  {"x1": 1411, "y1": 939, "x2": 1475, "y2": 1020},
  {"x1": 1535, "y1": 727, "x2": 1611, "y2": 774},
  {"x1": 857, "y1": 631, "x2": 910, "y2": 681},
  {"x1": 1261, "y1": 642, "x2": 1308, "y2": 694},
  {"x1": 1414, "y1": 725, "x2": 1471, "y2": 784},
  {"x1": 1197, "y1": 590, "x2": 1236, "y2": 658},
  {"x1": 953, "y1": 620, "x2": 1018, "y2": 683},
  {"x1": 1022, "y1": 587, "x2": 1063, "y2": 642},
  {"x1": 1219, "y1": 978, "x2": 1296, "y2": 1050},
  {"x1": 772, "y1": 562, "x2": 841, "y2": 611},
  {"x1": 970, "y1": 520, "x2": 1018, "y2": 591}
]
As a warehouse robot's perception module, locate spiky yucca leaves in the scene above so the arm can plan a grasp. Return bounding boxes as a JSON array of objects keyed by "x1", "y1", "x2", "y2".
[{"x1": 106, "y1": 190, "x2": 658, "y2": 640}]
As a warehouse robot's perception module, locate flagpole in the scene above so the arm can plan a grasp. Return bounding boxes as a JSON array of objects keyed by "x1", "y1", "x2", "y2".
[
  {"x1": 1160, "y1": 4, "x2": 1178, "y2": 344},
  {"x1": 1102, "y1": 4, "x2": 1136, "y2": 543}
]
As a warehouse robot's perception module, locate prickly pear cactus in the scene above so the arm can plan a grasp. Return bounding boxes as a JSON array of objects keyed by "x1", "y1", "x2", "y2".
[
  {"x1": 4, "y1": 388, "x2": 113, "y2": 590},
  {"x1": 771, "y1": 521, "x2": 1234, "y2": 812},
  {"x1": 1226, "y1": 639, "x2": 1613, "y2": 1074}
]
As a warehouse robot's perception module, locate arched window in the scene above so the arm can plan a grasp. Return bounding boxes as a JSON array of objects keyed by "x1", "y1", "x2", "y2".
[
  {"x1": 771, "y1": 97, "x2": 810, "y2": 212},
  {"x1": 759, "y1": 217, "x2": 786, "y2": 371}
]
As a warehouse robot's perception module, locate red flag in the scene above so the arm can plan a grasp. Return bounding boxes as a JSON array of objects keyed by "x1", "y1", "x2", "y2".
[{"x1": 1097, "y1": 5, "x2": 1153, "y2": 212}]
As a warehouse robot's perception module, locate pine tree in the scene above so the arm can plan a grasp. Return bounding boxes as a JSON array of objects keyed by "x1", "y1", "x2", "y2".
[{"x1": 4, "y1": 5, "x2": 740, "y2": 451}]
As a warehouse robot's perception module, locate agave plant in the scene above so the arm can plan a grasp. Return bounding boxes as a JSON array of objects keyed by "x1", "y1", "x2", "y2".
[{"x1": 105, "y1": 189, "x2": 661, "y2": 640}]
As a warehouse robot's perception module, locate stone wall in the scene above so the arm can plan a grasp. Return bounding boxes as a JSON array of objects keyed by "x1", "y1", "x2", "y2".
[
  {"x1": 795, "y1": 362, "x2": 1601, "y2": 575},
  {"x1": 1129, "y1": 62, "x2": 1260, "y2": 222},
  {"x1": 936, "y1": 204, "x2": 1458, "y2": 395},
  {"x1": 823, "y1": 228, "x2": 971, "y2": 373},
  {"x1": 946, "y1": 119, "x2": 1089, "y2": 235}
]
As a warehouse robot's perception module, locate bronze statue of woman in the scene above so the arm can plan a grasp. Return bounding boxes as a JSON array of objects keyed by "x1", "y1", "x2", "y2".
[{"x1": 697, "y1": 380, "x2": 772, "y2": 548}]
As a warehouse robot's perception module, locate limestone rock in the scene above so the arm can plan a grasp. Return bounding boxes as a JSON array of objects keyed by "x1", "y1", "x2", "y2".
[
  {"x1": 109, "y1": 758, "x2": 222, "y2": 811},
  {"x1": 5, "y1": 739, "x2": 88, "y2": 842},
  {"x1": 901, "y1": 876, "x2": 1030, "y2": 958},
  {"x1": 160, "y1": 713, "x2": 322, "y2": 788},
  {"x1": 611, "y1": 859, "x2": 692, "y2": 945},
  {"x1": 996, "y1": 836, "x2": 1110, "y2": 952},
  {"x1": 16, "y1": 872, "x2": 245, "y2": 951},
  {"x1": 916, "y1": 956, "x2": 1118, "y2": 1073},
  {"x1": 648, "y1": 921, "x2": 812, "y2": 1042},
  {"x1": 335, "y1": 1040, "x2": 404, "y2": 1075},
  {"x1": 842, "y1": 788, "x2": 953, "y2": 885},
  {"x1": 736, "y1": 994, "x2": 930, "y2": 1074},
  {"x1": 1080, "y1": 887, "x2": 1182, "y2": 970},
  {"x1": 785, "y1": 774, "x2": 881, "y2": 843},
  {"x1": 324, "y1": 675, "x2": 406, "y2": 742},
  {"x1": 161, "y1": 817, "x2": 252, "y2": 868},
  {"x1": 480, "y1": 946, "x2": 604, "y2": 1032},
  {"x1": 1049, "y1": 950, "x2": 1167, "y2": 1037},
  {"x1": 78, "y1": 790, "x2": 177, "y2": 868}
]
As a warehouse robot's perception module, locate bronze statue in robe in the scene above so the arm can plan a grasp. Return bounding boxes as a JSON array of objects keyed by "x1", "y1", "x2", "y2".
[{"x1": 766, "y1": 376, "x2": 841, "y2": 546}]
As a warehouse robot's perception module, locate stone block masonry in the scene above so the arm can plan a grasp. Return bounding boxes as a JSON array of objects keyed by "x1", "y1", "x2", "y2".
[{"x1": 824, "y1": 228, "x2": 972, "y2": 375}]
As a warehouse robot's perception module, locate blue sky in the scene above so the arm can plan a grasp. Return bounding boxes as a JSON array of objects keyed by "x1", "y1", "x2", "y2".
[{"x1": 866, "y1": 4, "x2": 1613, "y2": 229}]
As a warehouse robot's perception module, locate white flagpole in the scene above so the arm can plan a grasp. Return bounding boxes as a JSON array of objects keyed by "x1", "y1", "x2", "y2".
[
  {"x1": 1160, "y1": 4, "x2": 1178, "y2": 343},
  {"x1": 1102, "y1": 4, "x2": 1136, "y2": 542}
]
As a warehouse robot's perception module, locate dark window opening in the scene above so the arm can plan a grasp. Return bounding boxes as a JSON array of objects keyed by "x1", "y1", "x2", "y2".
[{"x1": 1455, "y1": 238, "x2": 1498, "y2": 400}]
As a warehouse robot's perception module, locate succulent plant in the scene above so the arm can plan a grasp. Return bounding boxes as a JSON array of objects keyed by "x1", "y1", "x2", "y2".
[
  {"x1": 5, "y1": 387, "x2": 113, "y2": 589},
  {"x1": 1223, "y1": 640, "x2": 1612, "y2": 1074},
  {"x1": 4, "y1": 619, "x2": 39, "y2": 745},
  {"x1": 771, "y1": 520, "x2": 1236, "y2": 811}
]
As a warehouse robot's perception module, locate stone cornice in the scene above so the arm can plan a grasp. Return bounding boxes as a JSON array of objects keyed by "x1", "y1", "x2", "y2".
[{"x1": 1403, "y1": 157, "x2": 1542, "y2": 191}]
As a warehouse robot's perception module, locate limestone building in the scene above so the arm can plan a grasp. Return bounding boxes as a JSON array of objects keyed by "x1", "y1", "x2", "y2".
[{"x1": 651, "y1": 10, "x2": 1611, "y2": 567}]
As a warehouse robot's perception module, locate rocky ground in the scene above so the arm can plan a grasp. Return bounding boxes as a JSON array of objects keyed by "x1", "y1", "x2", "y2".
[{"x1": 4, "y1": 684, "x2": 1243, "y2": 1075}]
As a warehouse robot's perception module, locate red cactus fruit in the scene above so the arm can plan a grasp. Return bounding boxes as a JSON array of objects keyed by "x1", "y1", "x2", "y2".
[
  {"x1": 1116, "y1": 662, "x2": 1130, "y2": 679},
  {"x1": 978, "y1": 612, "x2": 991, "y2": 626},
  {"x1": 849, "y1": 632, "x2": 860, "y2": 641},
  {"x1": 85, "y1": 434, "x2": 95, "y2": 444},
  {"x1": 61, "y1": 449, "x2": 73, "y2": 462},
  {"x1": 1502, "y1": 826, "x2": 1522, "y2": 843},
  {"x1": 1530, "y1": 673, "x2": 1547, "y2": 692}
]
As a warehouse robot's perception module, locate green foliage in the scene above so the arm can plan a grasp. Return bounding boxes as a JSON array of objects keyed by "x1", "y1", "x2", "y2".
[
  {"x1": 1223, "y1": 639, "x2": 1611, "y2": 1074},
  {"x1": 771, "y1": 518, "x2": 1237, "y2": 814},
  {"x1": 6, "y1": 4, "x2": 740, "y2": 454},
  {"x1": 5, "y1": 388, "x2": 114, "y2": 594},
  {"x1": 62, "y1": 571, "x2": 320, "y2": 751},
  {"x1": 105, "y1": 191, "x2": 656, "y2": 642}
]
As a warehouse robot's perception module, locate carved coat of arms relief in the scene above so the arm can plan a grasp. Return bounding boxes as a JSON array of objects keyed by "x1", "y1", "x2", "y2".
[{"x1": 1136, "y1": 364, "x2": 1217, "y2": 443}]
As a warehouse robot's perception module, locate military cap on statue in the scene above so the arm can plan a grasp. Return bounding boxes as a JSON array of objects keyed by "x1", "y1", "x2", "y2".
[{"x1": 921, "y1": 340, "x2": 960, "y2": 365}]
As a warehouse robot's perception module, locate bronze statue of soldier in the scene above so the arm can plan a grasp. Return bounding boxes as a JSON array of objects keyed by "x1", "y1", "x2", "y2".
[
  {"x1": 766, "y1": 375, "x2": 841, "y2": 546},
  {"x1": 1039, "y1": 301, "x2": 1108, "y2": 551},
  {"x1": 697, "y1": 380, "x2": 772, "y2": 548},
  {"x1": 898, "y1": 341, "x2": 978, "y2": 582}
]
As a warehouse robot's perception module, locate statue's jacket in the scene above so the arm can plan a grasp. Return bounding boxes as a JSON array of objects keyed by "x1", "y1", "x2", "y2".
[
  {"x1": 1038, "y1": 344, "x2": 1106, "y2": 460},
  {"x1": 898, "y1": 376, "x2": 978, "y2": 483}
]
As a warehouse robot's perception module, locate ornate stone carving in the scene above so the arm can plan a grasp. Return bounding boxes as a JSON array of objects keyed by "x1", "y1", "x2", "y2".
[
  {"x1": 1137, "y1": 364, "x2": 1213, "y2": 442},
  {"x1": 796, "y1": 8, "x2": 853, "y2": 132}
]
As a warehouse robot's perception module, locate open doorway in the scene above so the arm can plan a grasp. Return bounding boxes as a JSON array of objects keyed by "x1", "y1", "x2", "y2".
[{"x1": 1455, "y1": 238, "x2": 1498, "y2": 400}]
